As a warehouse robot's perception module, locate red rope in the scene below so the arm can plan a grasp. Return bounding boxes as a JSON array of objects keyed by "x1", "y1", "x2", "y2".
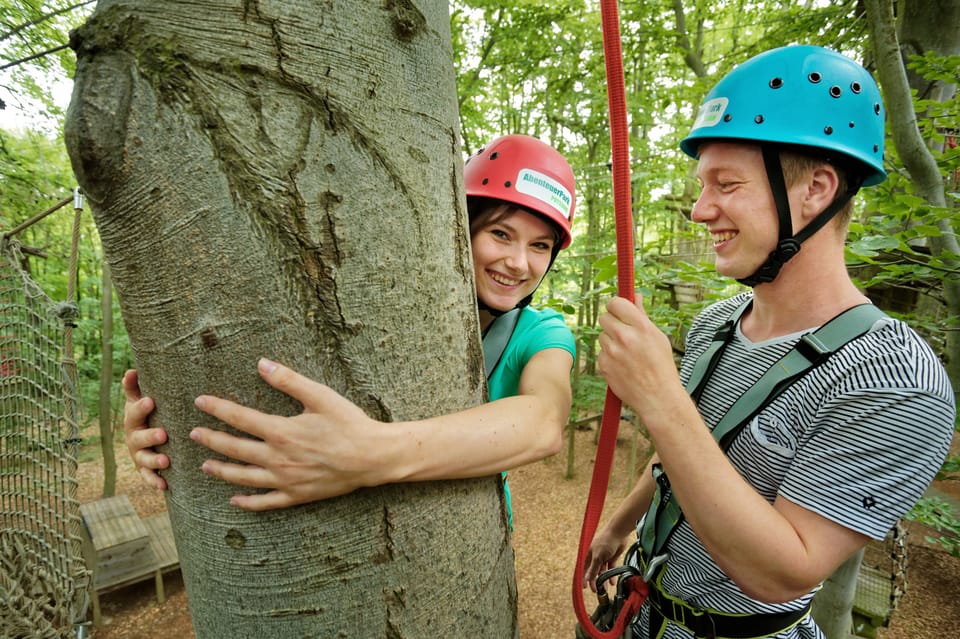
[{"x1": 571, "y1": 2, "x2": 645, "y2": 637}]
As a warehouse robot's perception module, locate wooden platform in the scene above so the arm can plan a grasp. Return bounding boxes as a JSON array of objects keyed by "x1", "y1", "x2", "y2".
[
  {"x1": 79, "y1": 495, "x2": 180, "y2": 627},
  {"x1": 852, "y1": 565, "x2": 893, "y2": 638}
]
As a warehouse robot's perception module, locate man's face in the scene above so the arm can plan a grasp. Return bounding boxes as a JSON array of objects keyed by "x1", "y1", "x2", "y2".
[{"x1": 690, "y1": 143, "x2": 784, "y2": 280}]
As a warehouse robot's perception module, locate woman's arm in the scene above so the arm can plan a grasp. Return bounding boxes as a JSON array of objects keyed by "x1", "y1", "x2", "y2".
[{"x1": 191, "y1": 349, "x2": 573, "y2": 511}]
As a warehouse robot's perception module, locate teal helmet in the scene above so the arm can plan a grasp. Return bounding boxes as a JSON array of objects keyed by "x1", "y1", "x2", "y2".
[
  {"x1": 681, "y1": 45, "x2": 886, "y2": 187},
  {"x1": 681, "y1": 45, "x2": 887, "y2": 286}
]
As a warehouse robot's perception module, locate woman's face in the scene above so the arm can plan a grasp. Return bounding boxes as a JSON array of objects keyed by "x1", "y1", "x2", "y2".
[{"x1": 471, "y1": 206, "x2": 556, "y2": 313}]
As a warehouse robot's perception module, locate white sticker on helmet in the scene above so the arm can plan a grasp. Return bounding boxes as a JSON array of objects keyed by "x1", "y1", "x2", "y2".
[
  {"x1": 516, "y1": 169, "x2": 573, "y2": 220},
  {"x1": 692, "y1": 97, "x2": 729, "y2": 130}
]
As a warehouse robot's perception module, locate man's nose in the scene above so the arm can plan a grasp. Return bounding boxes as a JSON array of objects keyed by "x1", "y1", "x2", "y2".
[{"x1": 690, "y1": 188, "x2": 715, "y2": 223}]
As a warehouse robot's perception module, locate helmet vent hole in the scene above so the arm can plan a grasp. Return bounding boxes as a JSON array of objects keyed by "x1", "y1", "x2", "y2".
[
  {"x1": 723, "y1": 114, "x2": 732, "y2": 122},
  {"x1": 769, "y1": 77, "x2": 783, "y2": 89},
  {"x1": 851, "y1": 82, "x2": 862, "y2": 94},
  {"x1": 824, "y1": 126, "x2": 834, "y2": 135},
  {"x1": 874, "y1": 103, "x2": 881, "y2": 115},
  {"x1": 873, "y1": 144, "x2": 879, "y2": 153},
  {"x1": 808, "y1": 72, "x2": 822, "y2": 84},
  {"x1": 754, "y1": 114, "x2": 765, "y2": 124},
  {"x1": 504, "y1": 180, "x2": 512, "y2": 188},
  {"x1": 829, "y1": 85, "x2": 842, "y2": 98},
  {"x1": 490, "y1": 152, "x2": 499, "y2": 160},
  {"x1": 849, "y1": 121, "x2": 856, "y2": 128},
  {"x1": 481, "y1": 178, "x2": 489, "y2": 185}
]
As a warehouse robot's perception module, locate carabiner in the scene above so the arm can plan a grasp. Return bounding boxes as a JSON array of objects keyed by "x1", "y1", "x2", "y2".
[{"x1": 595, "y1": 564, "x2": 642, "y2": 602}]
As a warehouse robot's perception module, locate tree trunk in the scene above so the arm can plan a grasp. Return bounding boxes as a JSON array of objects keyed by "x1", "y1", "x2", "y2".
[
  {"x1": 812, "y1": 548, "x2": 863, "y2": 639},
  {"x1": 64, "y1": 2, "x2": 518, "y2": 637},
  {"x1": 99, "y1": 259, "x2": 116, "y2": 497},
  {"x1": 865, "y1": 0, "x2": 960, "y2": 392}
]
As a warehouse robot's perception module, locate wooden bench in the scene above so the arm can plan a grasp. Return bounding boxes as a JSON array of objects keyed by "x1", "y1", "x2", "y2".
[
  {"x1": 79, "y1": 495, "x2": 180, "y2": 627},
  {"x1": 143, "y1": 511, "x2": 180, "y2": 602}
]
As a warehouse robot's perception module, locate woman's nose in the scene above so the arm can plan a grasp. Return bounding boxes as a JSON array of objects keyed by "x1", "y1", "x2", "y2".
[{"x1": 503, "y1": 246, "x2": 528, "y2": 271}]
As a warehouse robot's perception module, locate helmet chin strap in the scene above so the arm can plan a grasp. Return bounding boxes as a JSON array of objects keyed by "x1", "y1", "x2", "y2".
[{"x1": 738, "y1": 145, "x2": 862, "y2": 287}]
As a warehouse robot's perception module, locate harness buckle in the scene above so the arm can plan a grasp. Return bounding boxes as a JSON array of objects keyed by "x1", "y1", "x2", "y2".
[
  {"x1": 687, "y1": 607, "x2": 717, "y2": 639},
  {"x1": 642, "y1": 552, "x2": 670, "y2": 582}
]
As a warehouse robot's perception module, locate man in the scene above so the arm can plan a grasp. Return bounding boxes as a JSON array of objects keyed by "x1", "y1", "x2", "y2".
[{"x1": 582, "y1": 45, "x2": 955, "y2": 639}]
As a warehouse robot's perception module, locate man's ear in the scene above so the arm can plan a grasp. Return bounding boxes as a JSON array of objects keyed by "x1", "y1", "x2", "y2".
[{"x1": 802, "y1": 164, "x2": 841, "y2": 219}]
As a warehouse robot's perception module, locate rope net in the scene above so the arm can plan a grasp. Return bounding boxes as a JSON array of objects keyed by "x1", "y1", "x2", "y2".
[
  {"x1": 858, "y1": 519, "x2": 909, "y2": 627},
  {"x1": 0, "y1": 238, "x2": 89, "y2": 637}
]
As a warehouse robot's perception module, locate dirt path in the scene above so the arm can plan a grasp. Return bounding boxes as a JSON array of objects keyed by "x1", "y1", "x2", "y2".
[{"x1": 76, "y1": 426, "x2": 959, "y2": 638}]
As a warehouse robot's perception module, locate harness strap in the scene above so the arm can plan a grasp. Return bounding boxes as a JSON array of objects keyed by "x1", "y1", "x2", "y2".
[
  {"x1": 646, "y1": 590, "x2": 810, "y2": 639},
  {"x1": 482, "y1": 307, "x2": 521, "y2": 379},
  {"x1": 632, "y1": 549, "x2": 810, "y2": 639},
  {"x1": 636, "y1": 301, "x2": 887, "y2": 634}
]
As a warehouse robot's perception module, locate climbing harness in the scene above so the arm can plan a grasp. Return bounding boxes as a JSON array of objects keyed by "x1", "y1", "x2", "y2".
[
  {"x1": 615, "y1": 298, "x2": 888, "y2": 639},
  {"x1": 572, "y1": 1, "x2": 642, "y2": 637},
  {"x1": 640, "y1": 299, "x2": 888, "y2": 560}
]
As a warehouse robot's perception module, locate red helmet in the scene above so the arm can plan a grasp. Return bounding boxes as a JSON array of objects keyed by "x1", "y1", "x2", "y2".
[{"x1": 464, "y1": 134, "x2": 576, "y2": 249}]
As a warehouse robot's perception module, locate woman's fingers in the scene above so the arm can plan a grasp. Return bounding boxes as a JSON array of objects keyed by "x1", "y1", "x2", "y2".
[
  {"x1": 123, "y1": 396, "x2": 154, "y2": 435},
  {"x1": 199, "y1": 458, "x2": 274, "y2": 489},
  {"x1": 256, "y1": 358, "x2": 344, "y2": 415},
  {"x1": 121, "y1": 369, "x2": 142, "y2": 402},
  {"x1": 137, "y1": 466, "x2": 168, "y2": 491},
  {"x1": 189, "y1": 425, "x2": 272, "y2": 467}
]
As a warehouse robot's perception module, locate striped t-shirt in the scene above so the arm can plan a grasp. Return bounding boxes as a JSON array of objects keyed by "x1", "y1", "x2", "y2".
[{"x1": 631, "y1": 292, "x2": 956, "y2": 639}]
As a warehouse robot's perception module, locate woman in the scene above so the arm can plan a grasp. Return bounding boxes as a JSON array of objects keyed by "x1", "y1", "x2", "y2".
[{"x1": 122, "y1": 134, "x2": 577, "y2": 518}]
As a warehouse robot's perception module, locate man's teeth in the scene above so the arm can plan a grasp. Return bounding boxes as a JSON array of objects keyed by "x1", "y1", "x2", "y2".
[{"x1": 713, "y1": 231, "x2": 737, "y2": 243}]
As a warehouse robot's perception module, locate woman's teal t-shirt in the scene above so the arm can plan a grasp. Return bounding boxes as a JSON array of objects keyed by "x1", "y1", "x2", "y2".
[
  {"x1": 485, "y1": 306, "x2": 575, "y2": 529},
  {"x1": 487, "y1": 306, "x2": 576, "y2": 402}
]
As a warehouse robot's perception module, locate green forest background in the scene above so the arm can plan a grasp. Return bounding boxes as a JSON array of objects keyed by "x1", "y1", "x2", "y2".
[{"x1": 1, "y1": 0, "x2": 958, "y2": 553}]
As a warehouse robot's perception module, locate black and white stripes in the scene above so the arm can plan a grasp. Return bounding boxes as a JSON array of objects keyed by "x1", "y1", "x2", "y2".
[{"x1": 632, "y1": 292, "x2": 955, "y2": 638}]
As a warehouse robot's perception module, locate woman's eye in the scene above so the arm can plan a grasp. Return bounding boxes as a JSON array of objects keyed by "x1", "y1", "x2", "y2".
[
  {"x1": 491, "y1": 229, "x2": 509, "y2": 240},
  {"x1": 532, "y1": 241, "x2": 552, "y2": 252}
]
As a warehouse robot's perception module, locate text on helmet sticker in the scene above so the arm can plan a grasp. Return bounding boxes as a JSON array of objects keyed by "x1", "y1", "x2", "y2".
[
  {"x1": 516, "y1": 169, "x2": 573, "y2": 220},
  {"x1": 691, "y1": 97, "x2": 729, "y2": 130}
]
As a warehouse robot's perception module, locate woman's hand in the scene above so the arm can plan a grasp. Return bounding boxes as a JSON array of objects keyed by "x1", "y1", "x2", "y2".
[
  {"x1": 191, "y1": 358, "x2": 386, "y2": 511},
  {"x1": 122, "y1": 369, "x2": 170, "y2": 490}
]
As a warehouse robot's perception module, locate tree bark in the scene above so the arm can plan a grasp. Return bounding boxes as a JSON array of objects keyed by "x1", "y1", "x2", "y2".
[
  {"x1": 864, "y1": 0, "x2": 960, "y2": 391},
  {"x1": 65, "y1": 1, "x2": 518, "y2": 637},
  {"x1": 812, "y1": 548, "x2": 863, "y2": 639},
  {"x1": 98, "y1": 259, "x2": 116, "y2": 497}
]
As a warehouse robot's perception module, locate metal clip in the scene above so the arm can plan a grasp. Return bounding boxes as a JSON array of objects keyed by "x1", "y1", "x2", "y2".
[
  {"x1": 642, "y1": 552, "x2": 670, "y2": 582},
  {"x1": 595, "y1": 564, "x2": 642, "y2": 599}
]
